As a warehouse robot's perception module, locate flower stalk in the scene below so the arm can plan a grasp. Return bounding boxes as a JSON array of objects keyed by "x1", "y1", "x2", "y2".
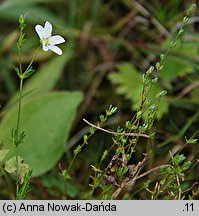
[
  {"x1": 14, "y1": 15, "x2": 41, "y2": 199},
  {"x1": 12, "y1": 17, "x2": 65, "y2": 199}
]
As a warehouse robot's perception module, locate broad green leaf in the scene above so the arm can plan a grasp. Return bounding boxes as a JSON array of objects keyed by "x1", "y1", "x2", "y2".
[
  {"x1": 22, "y1": 51, "x2": 72, "y2": 98},
  {"x1": 109, "y1": 63, "x2": 141, "y2": 100},
  {"x1": 0, "y1": 91, "x2": 83, "y2": 176},
  {"x1": 160, "y1": 41, "x2": 198, "y2": 87},
  {"x1": 161, "y1": 56, "x2": 192, "y2": 88},
  {"x1": 66, "y1": 183, "x2": 79, "y2": 198},
  {"x1": 41, "y1": 174, "x2": 79, "y2": 198},
  {"x1": 109, "y1": 62, "x2": 169, "y2": 119},
  {"x1": 6, "y1": 49, "x2": 73, "y2": 112},
  {"x1": 0, "y1": 4, "x2": 65, "y2": 25}
]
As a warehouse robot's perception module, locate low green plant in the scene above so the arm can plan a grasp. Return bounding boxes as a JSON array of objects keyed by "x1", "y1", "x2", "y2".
[
  {"x1": 0, "y1": 3, "x2": 198, "y2": 200},
  {"x1": 63, "y1": 3, "x2": 198, "y2": 200},
  {"x1": 0, "y1": 15, "x2": 82, "y2": 199}
]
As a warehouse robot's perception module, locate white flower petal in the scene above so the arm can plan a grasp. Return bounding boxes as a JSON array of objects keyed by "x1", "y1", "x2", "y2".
[
  {"x1": 43, "y1": 21, "x2": 52, "y2": 38},
  {"x1": 49, "y1": 35, "x2": 65, "y2": 45},
  {"x1": 48, "y1": 45, "x2": 62, "y2": 55},
  {"x1": 42, "y1": 41, "x2": 49, "y2": 51},
  {"x1": 35, "y1": 25, "x2": 44, "y2": 39},
  {"x1": 36, "y1": 21, "x2": 65, "y2": 55}
]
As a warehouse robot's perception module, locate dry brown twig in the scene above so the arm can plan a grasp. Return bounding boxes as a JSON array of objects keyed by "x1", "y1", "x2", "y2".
[
  {"x1": 130, "y1": 0, "x2": 170, "y2": 37},
  {"x1": 83, "y1": 118, "x2": 149, "y2": 138},
  {"x1": 177, "y1": 80, "x2": 199, "y2": 98},
  {"x1": 127, "y1": 164, "x2": 173, "y2": 186},
  {"x1": 112, "y1": 156, "x2": 147, "y2": 199},
  {"x1": 112, "y1": 162, "x2": 173, "y2": 199}
]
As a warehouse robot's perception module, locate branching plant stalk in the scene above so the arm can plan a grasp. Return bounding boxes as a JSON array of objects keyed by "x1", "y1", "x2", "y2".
[
  {"x1": 67, "y1": 126, "x2": 95, "y2": 172},
  {"x1": 14, "y1": 19, "x2": 41, "y2": 198},
  {"x1": 124, "y1": 4, "x2": 196, "y2": 156}
]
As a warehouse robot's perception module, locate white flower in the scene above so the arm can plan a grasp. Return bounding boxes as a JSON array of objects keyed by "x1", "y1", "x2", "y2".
[{"x1": 35, "y1": 21, "x2": 65, "y2": 55}]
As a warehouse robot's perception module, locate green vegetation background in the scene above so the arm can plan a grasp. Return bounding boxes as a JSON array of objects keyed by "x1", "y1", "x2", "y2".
[{"x1": 0, "y1": 0, "x2": 198, "y2": 199}]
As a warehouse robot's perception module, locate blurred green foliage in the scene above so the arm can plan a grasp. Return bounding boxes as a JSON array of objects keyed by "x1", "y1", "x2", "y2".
[{"x1": 0, "y1": 0, "x2": 198, "y2": 199}]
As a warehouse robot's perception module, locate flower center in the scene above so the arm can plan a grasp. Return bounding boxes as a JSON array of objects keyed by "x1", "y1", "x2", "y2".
[
  {"x1": 40, "y1": 38, "x2": 49, "y2": 46},
  {"x1": 44, "y1": 38, "x2": 49, "y2": 45}
]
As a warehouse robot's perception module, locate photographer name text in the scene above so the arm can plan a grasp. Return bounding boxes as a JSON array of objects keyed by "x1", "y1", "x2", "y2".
[{"x1": 2, "y1": 202, "x2": 117, "y2": 213}]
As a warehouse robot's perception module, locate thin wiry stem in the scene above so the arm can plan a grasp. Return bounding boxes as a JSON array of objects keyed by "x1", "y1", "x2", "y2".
[
  {"x1": 15, "y1": 78, "x2": 23, "y2": 199},
  {"x1": 26, "y1": 46, "x2": 41, "y2": 72},
  {"x1": 127, "y1": 164, "x2": 173, "y2": 186},
  {"x1": 176, "y1": 174, "x2": 182, "y2": 200},
  {"x1": 16, "y1": 78, "x2": 23, "y2": 137}
]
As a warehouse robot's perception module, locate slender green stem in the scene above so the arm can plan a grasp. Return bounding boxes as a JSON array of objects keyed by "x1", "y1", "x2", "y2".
[
  {"x1": 15, "y1": 78, "x2": 23, "y2": 199},
  {"x1": 15, "y1": 38, "x2": 24, "y2": 198},
  {"x1": 17, "y1": 47, "x2": 23, "y2": 77},
  {"x1": 67, "y1": 156, "x2": 77, "y2": 172},
  {"x1": 26, "y1": 46, "x2": 41, "y2": 72},
  {"x1": 14, "y1": 46, "x2": 40, "y2": 199},
  {"x1": 16, "y1": 26, "x2": 24, "y2": 136},
  {"x1": 16, "y1": 78, "x2": 23, "y2": 137},
  {"x1": 15, "y1": 153, "x2": 19, "y2": 197}
]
